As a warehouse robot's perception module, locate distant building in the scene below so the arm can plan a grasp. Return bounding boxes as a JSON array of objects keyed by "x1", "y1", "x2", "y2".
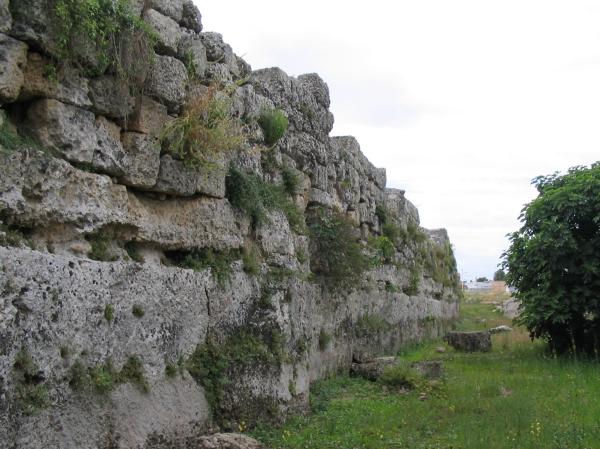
[{"x1": 465, "y1": 281, "x2": 493, "y2": 290}]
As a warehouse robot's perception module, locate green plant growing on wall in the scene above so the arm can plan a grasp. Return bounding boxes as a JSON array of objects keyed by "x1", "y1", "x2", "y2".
[
  {"x1": 87, "y1": 230, "x2": 118, "y2": 262},
  {"x1": 131, "y1": 304, "x2": 145, "y2": 318},
  {"x1": 307, "y1": 207, "x2": 369, "y2": 289},
  {"x1": 226, "y1": 167, "x2": 306, "y2": 233},
  {"x1": 160, "y1": 86, "x2": 246, "y2": 167},
  {"x1": 69, "y1": 356, "x2": 149, "y2": 394},
  {"x1": 13, "y1": 350, "x2": 49, "y2": 415},
  {"x1": 258, "y1": 108, "x2": 289, "y2": 145},
  {"x1": 242, "y1": 242, "x2": 261, "y2": 275},
  {"x1": 186, "y1": 327, "x2": 285, "y2": 422},
  {"x1": 173, "y1": 248, "x2": 238, "y2": 286},
  {"x1": 407, "y1": 223, "x2": 428, "y2": 244},
  {"x1": 119, "y1": 356, "x2": 149, "y2": 392},
  {"x1": 104, "y1": 304, "x2": 114, "y2": 322},
  {"x1": 403, "y1": 264, "x2": 421, "y2": 296},
  {"x1": 0, "y1": 120, "x2": 41, "y2": 153},
  {"x1": 318, "y1": 330, "x2": 332, "y2": 351},
  {"x1": 47, "y1": 0, "x2": 157, "y2": 81},
  {"x1": 0, "y1": 223, "x2": 33, "y2": 248},
  {"x1": 355, "y1": 314, "x2": 392, "y2": 338},
  {"x1": 427, "y1": 242, "x2": 460, "y2": 289},
  {"x1": 369, "y1": 236, "x2": 396, "y2": 266},
  {"x1": 124, "y1": 242, "x2": 144, "y2": 263},
  {"x1": 282, "y1": 166, "x2": 302, "y2": 196}
]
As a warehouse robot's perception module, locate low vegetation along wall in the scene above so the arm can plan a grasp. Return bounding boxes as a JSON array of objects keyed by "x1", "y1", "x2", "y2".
[{"x1": 0, "y1": 1, "x2": 461, "y2": 447}]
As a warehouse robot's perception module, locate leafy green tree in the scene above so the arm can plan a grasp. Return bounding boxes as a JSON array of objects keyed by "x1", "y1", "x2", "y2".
[
  {"x1": 503, "y1": 163, "x2": 600, "y2": 355},
  {"x1": 475, "y1": 277, "x2": 489, "y2": 283},
  {"x1": 493, "y1": 269, "x2": 506, "y2": 282}
]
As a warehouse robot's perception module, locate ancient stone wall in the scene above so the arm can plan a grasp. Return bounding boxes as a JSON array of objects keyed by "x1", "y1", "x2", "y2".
[{"x1": 0, "y1": 1, "x2": 460, "y2": 447}]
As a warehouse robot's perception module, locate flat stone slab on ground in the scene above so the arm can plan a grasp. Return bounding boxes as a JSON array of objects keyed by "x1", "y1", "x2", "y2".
[
  {"x1": 196, "y1": 433, "x2": 266, "y2": 449},
  {"x1": 444, "y1": 331, "x2": 492, "y2": 352},
  {"x1": 412, "y1": 360, "x2": 443, "y2": 379},
  {"x1": 351, "y1": 356, "x2": 398, "y2": 381}
]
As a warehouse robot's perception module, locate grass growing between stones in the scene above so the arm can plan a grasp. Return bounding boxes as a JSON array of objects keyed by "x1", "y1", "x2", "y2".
[{"x1": 253, "y1": 292, "x2": 600, "y2": 449}]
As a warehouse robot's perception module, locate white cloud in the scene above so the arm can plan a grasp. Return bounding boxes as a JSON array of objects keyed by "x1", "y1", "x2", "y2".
[{"x1": 197, "y1": 0, "x2": 600, "y2": 280}]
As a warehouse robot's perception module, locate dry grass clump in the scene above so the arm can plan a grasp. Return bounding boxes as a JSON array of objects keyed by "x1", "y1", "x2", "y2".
[{"x1": 160, "y1": 86, "x2": 246, "y2": 166}]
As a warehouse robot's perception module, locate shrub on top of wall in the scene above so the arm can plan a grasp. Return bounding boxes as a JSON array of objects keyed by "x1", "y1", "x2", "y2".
[
  {"x1": 161, "y1": 87, "x2": 247, "y2": 167},
  {"x1": 258, "y1": 108, "x2": 289, "y2": 145},
  {"x1": 45, "y1": 0, "x2": 157, "y2": 80}
]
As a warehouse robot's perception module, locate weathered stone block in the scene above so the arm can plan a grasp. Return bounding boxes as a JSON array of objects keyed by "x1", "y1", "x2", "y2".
[
  {"x1": 0, "y1": 0, "x2": 12, "y2": 33},
  {"x1": 444, "y1": 331, "x2": 492, "y2": 352},
  {"x1": 152, "y1": 154, "x2": 226, "y2": 198},
  {"x1": 92, "y1": 116, "x2": 128, "y2": 176},
  {"x1": 0, "y1": 246, "x2": 212, "y2": 448},
  {"x1": 144, "y1": 9, "x2": 182, "y2": 57},
  {"x1": 196, "y1": 434, "x2": 266, "y2": 449},
  {"x1": 20, "y1": 52, "x2": 91, "y2": 108},
  {"x1": 148, "y1": 0, "x2": 184, "y2": 23},
  {"x1": 178, "y1": 33, "x2": 207, "y2": 79},
  {"x1": 298, "y1": 73, "x2": 330, "y2": 108},
  {"x1": 8, "y1": 0, "x2": 51, "y2": 50},
  {"x1": 127, "y1": 95, "x2": 171, "y2": 135},
  {"x1": 89, "y1": 75, "x2": 135, "y2": 119},
  {"x1": 181, "y1": 0, "x2": 202, "y2": 32},
  {"x1": 145, "y1": 54, "x2": 188, "y2": 113},
  {"x1": 412, "y1": 360, "x2": 443, "y2": 379},
  {"x1": 0, "y1": 33, "x2": 27, "y2": 104},
  {"x1": 350, "y1": 357, "x2": 398, "y2": 381},
  {"x1": 26, "y1": 99, "x2": 96, "y2": 163},
  {"x1": 127, "y1": 193, "x2": 248, "y2": 250},
  {"x1": 0, "y1": 151, "x2": 128, "y2": 232},
  {"x1": 120, "y1": 132, "x2": 161, "y2": 188}
]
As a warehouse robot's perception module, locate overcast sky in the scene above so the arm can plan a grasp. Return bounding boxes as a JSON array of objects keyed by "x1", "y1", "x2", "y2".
[{"x1": 196, "y1": 0, "x2": 600, "y2": 281}]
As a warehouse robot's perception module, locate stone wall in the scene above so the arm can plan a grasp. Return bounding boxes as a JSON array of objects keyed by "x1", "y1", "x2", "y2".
[{"x1": 0, "y1": 1, "x2": 461, "y2": 448}]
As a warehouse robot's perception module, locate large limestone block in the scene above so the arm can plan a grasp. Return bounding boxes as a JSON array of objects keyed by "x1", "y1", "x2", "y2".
[
  {"x1": 251, "y1": 67, "x2": 334, "y2": 138},
  {"x1": 143, "y1": 9, "x2": 182, "y2": 57},
  {"x1": 181, "y1": 0, "x2": 202, "y2": 32},
  {"x1": 152, "y1": 154, "x2": 226, "y2": 198},
  {"x1": 0, "y1": 151, "x2": 128, "y2": 231},
  {"x1": 145, "y1": 54, "x2": 188, "y2": 113},
  {"x1": 91, "y1": 116, "x2": 128, "y2": 176},
  {"x1": 8, "y1": 0, "x2": 51, "y2": 50},
  {"x1": 351, "y1": 357, "x2": 398, "y2": 381},
  {"x1": 384, "y1": 188, "x2": 420, "y2": 227},
  {"x1": 255, "y1": 211, "x2": 295, "y2": 258},
  {"x1": 200, "y1": 32, "x2": 250, "y2": 79},
  {"x1": 89, "y1": 75, "x2": 135, "y2": 119},
  {"x1": 0, "y1": 33, "x2": 28, "y2": 104},
  {"x1": 148, "y1": 0, "x2": 185, "y2": 23},
  {"x1": 19, "y1": 52, "x2": 91, "y2": 108},
  {"x1": 196, "y1": 434, "x2": 266, "y2": 449},
  {"x1": 128, "y1": 193, "x2": 248, "y2": 250},
  {"x1": 127, "y1": 95, "x2": 171, "y2": 135},
  {"x1": 120, "y1": 132, "x2": 161, "y2": 188},
  {"x1": 178, "y1": 33, "x2": 208, "y2": 79},
  {"x1": 0, "y1": 0, "x2": 11, "y2": 34},
  {"x1": 26, "y1": 99, "x2": 97, "y2": 163},
  {"x1": 0, "y1": 247, "x2": 212, "y2": 448},
  {"x1": 148, "y1": 0, "x2": 202, "y2": 32},
  {"x1": 444, "y1": 331, "x2": 492, "y2": 352},
  {"x1": 298, "y1": 73, "x2": 331, "y2": 108}
]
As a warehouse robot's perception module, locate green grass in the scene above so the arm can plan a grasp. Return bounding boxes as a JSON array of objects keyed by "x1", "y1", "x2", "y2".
[{"x1": 253, "y1": 292, "x2": 600, "y2": 449}]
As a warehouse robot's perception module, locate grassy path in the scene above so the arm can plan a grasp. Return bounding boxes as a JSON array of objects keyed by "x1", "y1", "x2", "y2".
[{"x1": 253, "y1": 293, "x2": 600, "y2": 449}]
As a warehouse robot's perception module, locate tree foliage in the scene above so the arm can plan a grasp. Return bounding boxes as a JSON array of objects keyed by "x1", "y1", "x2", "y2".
[
  {"x1": 493, "y1": 269, "x2": 506, "y2": 282},
  {"x1": 503, "y1": 163, "x2": 600, "y2": 355}
]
